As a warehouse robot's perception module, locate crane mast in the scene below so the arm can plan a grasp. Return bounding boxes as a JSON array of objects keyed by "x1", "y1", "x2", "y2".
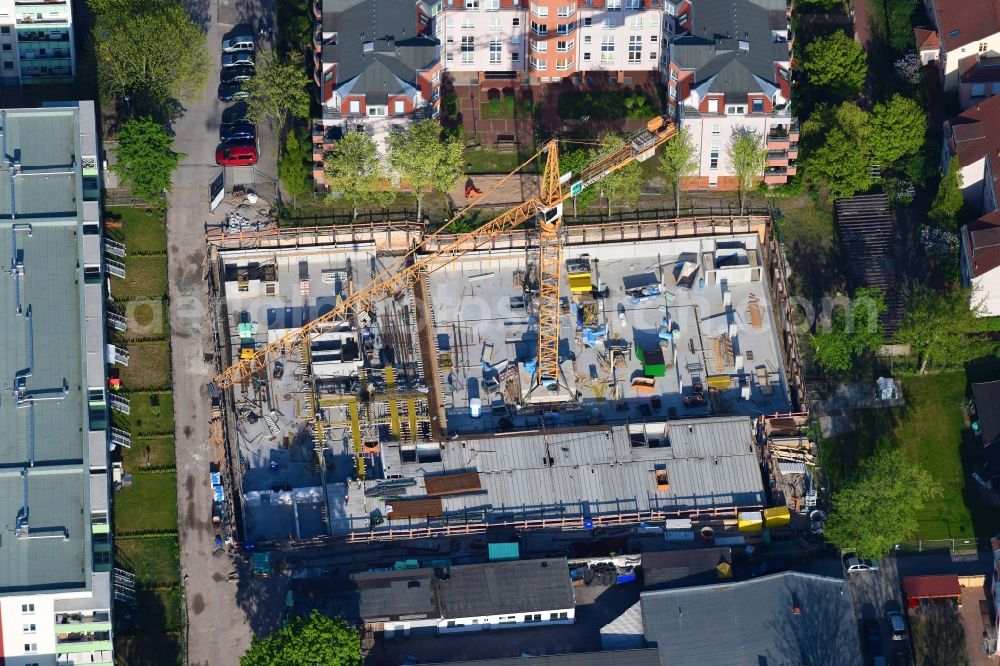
[{"x1": 214, "y1": 117, "x2": 677, "y2": 393}]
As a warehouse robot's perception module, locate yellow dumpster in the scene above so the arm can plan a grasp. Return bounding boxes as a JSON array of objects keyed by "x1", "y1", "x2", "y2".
[
  {"x1": 737, "y1": 511, "x2": 763, "y2": 532},
  {"x1": 763, "y1": 506, "x2": 791, "y2": 528},
  {"x1": 707, "y1": 374, "x2": 732, "y2": 390},
  {"x1": 568, "y1": 273, "x2": 592, "y2": 293}
]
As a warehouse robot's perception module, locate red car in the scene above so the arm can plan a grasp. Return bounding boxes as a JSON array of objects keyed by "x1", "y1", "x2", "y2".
[{"x1": 216, "y1": 142, "x2": 257, "y2": 166}]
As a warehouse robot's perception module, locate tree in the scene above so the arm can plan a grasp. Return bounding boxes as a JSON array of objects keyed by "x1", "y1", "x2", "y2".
[
  {"x1": 802, "y1": 31, "x2": 868, "y2": 99},
  {"x1": 245, "y1": 50, "x2": 311, "y2": 127},
  {"x1": 323, "y1": 132, "x2": 395, "y2": 219},
  {"x1": 804, "y1": 103, "x2": 874, "y2": 198},
  {"x1": 929, "y1": 156, "x2": 964, "y2": 228},
  {"x1": 560, "y1": 148, "x2": 598, "y2": 216},
  {"x1": 387, "y1": 120, "x2": 464, "y2": 221},
  {"x1": 278, "y1": 129, "x2": 313, "y2": 201},
  {"x1": 810, "y1": 287, "x2": 885, "y2": 372},
  {"x1": 824, "y1": 448, "x2": 941, "y2": 559},
  {"x1": 868, "y1": 94, "x2": 926, "y2": 167},
  {"x1": 93, "y1": 0, "x2": 209, "y2": 117},
  {"x1": 241, "y1": 611, "x2": 361, "y2": 666},
  {"x1": 658, "y1": 128, "x2": 699, "y2": 214},
  {"x1": 594, "y1": 135, "x2": 643, "y2": 215},
  {"x1": 893, "y1": 287, "x2": 1000, "y2": 373},
  {"x1": 110, "y1": 116, "x2": 184, "y2": 201},
  {"x1": 727, "y1": 128, "x2": 766, "y2": 214}
]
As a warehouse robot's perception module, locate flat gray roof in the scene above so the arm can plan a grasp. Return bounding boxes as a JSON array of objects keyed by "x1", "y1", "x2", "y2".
[
  {"x1": 327, "y1": 416, "x2": 765, "y2": 534},
  {"x1": 0, "y1": 105, "x2": 92, "y2": 594}
]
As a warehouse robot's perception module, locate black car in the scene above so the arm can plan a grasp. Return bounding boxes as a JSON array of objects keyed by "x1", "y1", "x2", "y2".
[
  {"x1": 220, "y1": 64, "x2": 255, "y2": 84},
  {"x1": 221, "y1": 102, "x2": 249, "y2": 126},
  {"x1": 218, "y1": 81, "x2": 249, "y2": 102},
  {"x1": 863, "y1": 618, "x2": 882, "y2": 656},
  {"x1": 221, "y1": 121, "x2": 256, "y2": 143}
]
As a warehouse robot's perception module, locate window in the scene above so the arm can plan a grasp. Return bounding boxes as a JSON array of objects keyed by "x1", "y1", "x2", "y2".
[
  {"x1": 462, "y1": 17, "x2": 474, "y2": 30},
  {"x1": 490, "y1": 37, "x2": 502, "y2": 63},
  {"x1": 465, "y1": 0, "x2": 479, "y2": 7},
  {"x1": 531, "y1": 21, "x2": 547, "y2": 35},
  {"x1": 557, "y1": 5, "x2": 575, "y2": 17},
  {"x1": 650, "y1": 35, "x2": 658, "y2": 43},
  {"x1": 628, "y1": 35, "x2": 641, "y2": 61},
  {"x1": 557, "y1": 21, "x2": 574, "y2": 34},
  {"x1": 23, "y1": 624, "x2": 36, "y2": 633},
  {"x1": 532, "y1": 39, "x2": 547, "y2": 51},
  {"x1": 531, "y1": 3, "x2": 549, "y2": 17},
  {"x1": 712, "y1": 122, "x2": 720, "y2": 134},
  {"x1": 1, "y1": 44, "x2": 9, "y2": 51},
  {"x1": 557, "y1": 57, "x2": 572, "y2": 70},
  {"x1": 446, "y1": 16, "x2": 454, "y2": 28},
  {"x1": 446, "y1": 52, "x2": 455, "y2": 61},
  {"x1": 607, "y1": 0, "x2": 622, "y2": 9},
  {"x1": 485, "y1": 0, "x2": 500, "y2": 8},
  {"x1": 21, "y1": 604, "x2": 35, "y2": 614},
  {"x1": 626, "y1": 15, "x2": 643, "y2": 28},
  {"x1": 461, "y1": 36, "x2": 475, "y2": 63},
  {"x1": 511, "y1": 51, "x2": 519, "y2": 61},
  {"x1": 979, "y1": 42, "x2": 988, "y2": 53},
  {"x1": 525, "y1": 613, "x2": 543, "y2": 622},
  {"x1": 602, "y1": 16, "x2": 616, "y2": 29},
  {"x1": 446, "y1": 621, "x2": 457, "y2": 628},
  {"x1": 24, "y1": 644, "x2": 37, "y2": 654},
  {"x1": 677, "y1": 12, "x2": 688, "y2": 24},
  {"x1": 669, "y1": 68, "x2": 678, "y2": 81},
  {"x1": 490, "y1": 15, "x2": 502, "y2": 30},
  {"x1": 432, "y1": 70, "x2": 441, "y2": 83},
  {"x1": 349, "y1": 100, "x2": 361, "y2": 113},
  {"x1": 583, "y1": 17, "x2": 592, "y2": 26},
  {"x1": 972, "y1": 82, "x2": 986, "y2": 97},
  {"x1": 649, "y1": 51, "x2": 656, "y2": 60},
  {"x1": 529, "y1": 56, "x2": 546, "y2": 69},
  {"x1": 513, "y1": 17, "x2": 520, "y2": 26},
  {"x1": 0, "y1": 26, "x2": 9, "y2": 34},
  {"x1": 367, "y1": 106, "x2": 386, "y2": 116},
  {"x1": 512, "y1": 32, "x2": 521, "y2": 44},
  {"x1": 707, "y1": 98, "x2": 719, "y2": 113},
  {"x1": 709, "y1": 175, "x2": 718, "y2": 187},
  {"x1": 583, "y1": 51, "x2": 591, "y2": 61},
  {"x1": 752, "y1": 98, "x2": 763, "y2": 113},
  {"x1": 710, "y1": 143, "x2": 719, "y2": 169},
  {"x1": 557, "y1": 40, "x2": 573, "y2": 52},
  {"x1": 601, "y1": 36, "x2": 615, "y2": 62},
  {"x1": 394, "y1": 100, "x2": 406, "y2": 114},
  {"x1": 726, "y1": 104, "x2": 746, "y2": 114},
  {"x1": 626, "y1": 0, "x2": 641, "y2": 7},
  {"x1": 584, "y1": 35, "x2": 592, "y2": 44}
]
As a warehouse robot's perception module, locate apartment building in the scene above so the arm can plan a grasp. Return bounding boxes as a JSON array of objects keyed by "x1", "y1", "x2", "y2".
[
  {"x1": 0, "y1": 101, "x2": 113, "y2": 666},
  {"x1": 433, "y1": 0, "x2": 664, "y2": 87},
  {"x1": 666, "y1": 0, "x2": 797, "y2": 188},
  {"x1": 0, "y1": 0, "x2": 76, "y2": 88}
]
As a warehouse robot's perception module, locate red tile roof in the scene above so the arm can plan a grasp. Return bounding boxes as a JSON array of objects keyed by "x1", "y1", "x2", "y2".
[
  {"x1": 914, "y1": 27, "x2": 940, "y2": 50},
  {"x1": 967, "y1": 210, "x2": 1000, "y2": 278},
  {"x1": 903, "y1": 575, "x2": 961, "y2": 600},
  {"x1": 934, "y1": 0, "x2": 1000, "y2": 51},
  {"x1": 947, "y1": 94, "x2": 1000, "y2": 168}
]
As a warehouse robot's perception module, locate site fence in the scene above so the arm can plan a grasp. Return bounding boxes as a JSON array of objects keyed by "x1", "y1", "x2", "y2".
[{"x1": 894, "y1": 537, "x2": 990, "y2": 553}]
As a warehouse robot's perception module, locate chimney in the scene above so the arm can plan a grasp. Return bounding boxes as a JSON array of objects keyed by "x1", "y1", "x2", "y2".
[{"x1": 792, "y1": 603, "x2": 801, "y2": 615}]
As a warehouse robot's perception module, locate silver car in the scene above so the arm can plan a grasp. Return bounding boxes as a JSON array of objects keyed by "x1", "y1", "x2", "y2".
[
  {"x1": 222, "y1": 52, "x2": 254, "y2": 68},
  {"x1": 844, "y1": 556, "x2": 879, "y2": 573},
  {"x1": 222, "y1": 35, "x2": 254, "y2": 52}
]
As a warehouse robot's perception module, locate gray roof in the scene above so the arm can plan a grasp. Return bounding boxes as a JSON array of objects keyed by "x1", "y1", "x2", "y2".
[
  {"x1": 423, "y1": 651, "x2": 662, "y2": 666},
  {"x1": 0, "y1": 106, "x2": 92, "y2": 594},
  {"x1": 641, "y1": 572, "x2": 864, "y2": 666},
  {"x1": 672, "y1": 0, "x2": 790, "y2": 94},
  {"x1": 350, "y1": 568, "x2": 437, "y2": 621},
  {"x1": 973, "y1": 380, "x2": 1000, "y2": 447},
  {"x1": 437, "y1": 558, "x2": 575, "y2": 618},
  {"x1": 640, "y1": 548, "x2": 733, "y2": 590},
  {"x1": 322, "y1": 0, "x2": 438, "y2": 96}
]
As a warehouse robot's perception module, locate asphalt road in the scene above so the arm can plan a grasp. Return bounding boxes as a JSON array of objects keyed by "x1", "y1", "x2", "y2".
[
  {"x1": 169, "y1": 0, "x2": 279, "y2": 663},
  {"x1": 846, "y1": 556, "x2": 911, "y2": 665}
]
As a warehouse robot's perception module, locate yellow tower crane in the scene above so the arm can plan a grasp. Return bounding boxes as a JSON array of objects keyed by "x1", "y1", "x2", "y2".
[{"x1": 214, "y1": 117, "x2": 677, "y2": 391}]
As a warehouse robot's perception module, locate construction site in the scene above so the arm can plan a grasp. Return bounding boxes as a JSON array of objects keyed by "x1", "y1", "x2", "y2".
[{"x1": 204, "y1": 119, "x2": 812, "y2": 548}]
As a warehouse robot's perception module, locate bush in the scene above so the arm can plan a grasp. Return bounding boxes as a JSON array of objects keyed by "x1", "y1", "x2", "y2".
[
  {"x1": 759, "y1": 172, "x2": 804, "y2": 198},
  {"x1": 278, "y1": 128, "x2": 313, "y2": 198},
  {"x1": 558, "y1": 89, "x2": 656, "y2": 120}
]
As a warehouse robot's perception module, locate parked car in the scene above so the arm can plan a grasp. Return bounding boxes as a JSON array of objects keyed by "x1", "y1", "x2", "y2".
[
  {"x1": 222, "y1": 35, "x2": 254, "y2": 52},
  {"x1": 216, "y1": 142, "x2": 257, "y2": 166},
  {"x1": 221, "y1": 102, "x2": 249, "y2": 125},
  {"x1": 220, "y1": 64, "x2": 255, "y2": 84},
  {"x1": 843, "y1": 555, "x2": 879, "y2": 573},
  {"x1": 218, "y1": 82, "x2": 249, "y2": 102},
  {"x1": 863, "y1": 618, "x2": 882, "y2": 656},
  {"x1": 222, "y1": 52, "x2": 254, "y2": 68},
  {"x1": 220, "y1": 121, "x2": 256, "y2": 143},
  {"x1": 887, "y1": 611, "x2": 907, "y2": 641}
]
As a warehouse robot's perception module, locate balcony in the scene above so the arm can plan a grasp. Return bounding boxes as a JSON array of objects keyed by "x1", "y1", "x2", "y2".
[
  {"x1": 763, "y1": 166, "x2": 790, "y2": 184},
  {"x1": 313, "y1": 0, "x2": 321, "y2": 20},
  {"x1": 19, "y1": 47, "x2": 70, "y2": 59},
  {"x1": 56, "y1": 612, "x2": 111, "y2": 627},
  {"x1": 17, "y1": 28, "x2": 69, "y2": 42},
  {"x1": 15, "y1": 0, "x2": 68, "y2": 4},
  {"x1": 766, "y1": 149, "x2": 789, "y2": 167}
]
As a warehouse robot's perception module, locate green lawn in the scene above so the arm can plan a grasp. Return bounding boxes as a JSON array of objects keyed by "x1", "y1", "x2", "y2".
[
  {"x1": 463, "y1": 146, "x2": 539, "y2": 175},
  {"x1": 113, "y1": 472, "x2": 178, "y2": 533},
  {"x1": 125, "y1": 392, "x2": 175, "y2": 436},
  {"x1": 119, "y1": 341, "x2": 171, "y2": 389},
  {"x1": 824, "y1": 364, "x2": 1000, "y2": 540},
  {"x1": 106, "y1": 206, "x2": 168, "y2": 254},
  {"x1": 124, "y1": 437, "x2": 177, "y2": 469},
  {"x1": 116, "y1": 537, "x2": 180, "y2": 586},
  {"x1": 110, "y1": 255, "x2": 168, "y2": 299}
]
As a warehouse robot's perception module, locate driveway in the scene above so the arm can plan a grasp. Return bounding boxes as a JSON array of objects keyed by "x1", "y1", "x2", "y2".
[
  {"x1": 846, "y1": 556, "x2": 912, "y2": 664},
  {"x1": 169, "y1": 0, "x2": 279, "y2": 663}
]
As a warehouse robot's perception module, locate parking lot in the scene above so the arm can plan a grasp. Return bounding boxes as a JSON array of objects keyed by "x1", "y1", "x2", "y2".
[
  {"x1": 170, "y1": 0, "x2": 280, "y2": 664},
  {"x1": 846, "y1": 556, "x2": 912, "y2": 665}
]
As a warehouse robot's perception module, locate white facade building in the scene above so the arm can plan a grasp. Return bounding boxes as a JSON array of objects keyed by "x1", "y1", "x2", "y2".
[{"x1": 0, "y1": 0, "x2": 76, "y2": 88}]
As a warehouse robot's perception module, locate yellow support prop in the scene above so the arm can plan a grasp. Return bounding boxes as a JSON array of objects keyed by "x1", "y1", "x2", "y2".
[
  {"x1": 407, "y1": 398, "x2": 418, "y2": 443},
  {"x1": 348, "y1": 402, "x2": 365, "y2": 479},
  {"x1": 386, "y1": 366, "x2": 401, "y2": 438}
]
